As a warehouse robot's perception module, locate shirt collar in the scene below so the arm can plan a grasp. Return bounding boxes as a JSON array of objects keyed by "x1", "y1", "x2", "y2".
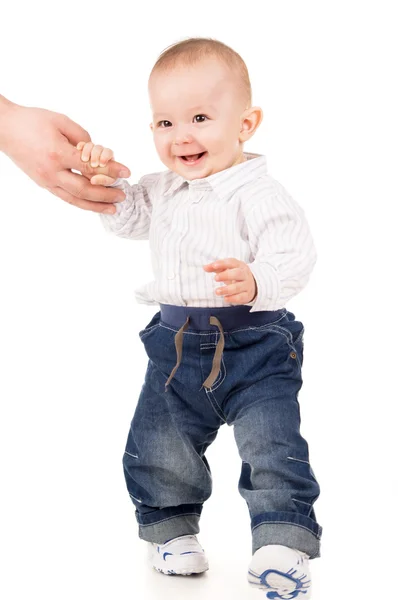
[{"x1": 163, "y1": 152, "x2": 267, "y2": 199}]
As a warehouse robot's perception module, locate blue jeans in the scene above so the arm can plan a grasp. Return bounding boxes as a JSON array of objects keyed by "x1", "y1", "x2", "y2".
[{"x1": 123, "y1": 304, "x2": 322, "y2": 557}]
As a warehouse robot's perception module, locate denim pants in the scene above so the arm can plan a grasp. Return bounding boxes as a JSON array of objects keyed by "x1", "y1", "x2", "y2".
[{"x1": 123, "y1": 304, "x2": 322, "y2": 557}]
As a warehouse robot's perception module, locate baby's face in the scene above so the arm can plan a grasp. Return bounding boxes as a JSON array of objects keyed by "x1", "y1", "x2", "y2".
[{"x1": 149, "y1": 58, "x2": 248, "y2": 179}]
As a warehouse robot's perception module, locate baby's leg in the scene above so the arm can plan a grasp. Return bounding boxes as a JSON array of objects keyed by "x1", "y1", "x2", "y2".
[
  {"x1": 226, "y1": 325, "x2": 321, "y2": 559},
  {"x1": 123, "y1": 318, "x2": 223, "y2": 545}
]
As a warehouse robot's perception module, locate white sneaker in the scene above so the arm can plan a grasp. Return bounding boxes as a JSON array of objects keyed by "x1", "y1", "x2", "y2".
[
  {"x1": 149, "y1": 534, "x2": 209, "y2": 576},
  {"x1": 248, "y1": 544, "x2": 312, "y2": 598}
]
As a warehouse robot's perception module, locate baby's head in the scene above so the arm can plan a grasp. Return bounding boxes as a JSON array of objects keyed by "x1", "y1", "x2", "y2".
[{"x1": 148, "y1": 38, "x2": 263, "y2": 180}]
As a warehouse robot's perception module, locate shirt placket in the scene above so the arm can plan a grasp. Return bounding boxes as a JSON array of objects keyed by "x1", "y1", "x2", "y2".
[{"x1": 167, "y1": 191, "x2": 191, "y2": 304}]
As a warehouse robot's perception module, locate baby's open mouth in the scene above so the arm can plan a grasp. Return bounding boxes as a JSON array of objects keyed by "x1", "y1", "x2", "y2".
[{"x1": 179, "y1": 152, "x2": 206, "y2": 163}]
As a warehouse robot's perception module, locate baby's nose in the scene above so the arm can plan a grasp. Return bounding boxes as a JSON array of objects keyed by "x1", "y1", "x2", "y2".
[{"x1": 173, "y1": 125, "x2": 194, "y2": 145}]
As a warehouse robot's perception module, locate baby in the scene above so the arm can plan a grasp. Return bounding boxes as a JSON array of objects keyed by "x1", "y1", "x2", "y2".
[{"x1": 77, "y1": 38, "x2": 321, "y2": 597}]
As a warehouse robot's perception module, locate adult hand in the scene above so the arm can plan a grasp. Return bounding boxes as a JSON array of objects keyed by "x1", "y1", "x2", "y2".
[
  {"x1": 203, "y1": 258, "x2": 258, "y2": 304},
  {"x1": 0, "y1": 99, "x2": 131, "y2": 214}
]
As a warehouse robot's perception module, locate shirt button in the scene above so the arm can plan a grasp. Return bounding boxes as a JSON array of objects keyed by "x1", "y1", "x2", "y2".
[{"x1": 167, "y1": 272, "x2": 176, "y2": 280}]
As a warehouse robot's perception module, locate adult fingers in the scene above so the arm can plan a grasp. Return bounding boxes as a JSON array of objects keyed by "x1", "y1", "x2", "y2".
[
  {"x1": 90, "y1": 174, "x2": 117, "y2": 186},
  {"x1": 49, "y1": 186, "x2": 117, "y2": 214},
  {"x1": 56, "y1": 170, "x2": 126, "y2": 204}
]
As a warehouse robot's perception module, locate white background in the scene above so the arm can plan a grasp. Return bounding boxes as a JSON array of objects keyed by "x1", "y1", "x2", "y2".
[{"x1": 1, "y1": 1, "x2": 397, "y2": 598}]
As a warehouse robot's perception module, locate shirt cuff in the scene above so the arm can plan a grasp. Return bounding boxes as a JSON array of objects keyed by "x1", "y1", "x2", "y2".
[{"x1": 246, "y1": 262, "x2": 282, "y2": 312}]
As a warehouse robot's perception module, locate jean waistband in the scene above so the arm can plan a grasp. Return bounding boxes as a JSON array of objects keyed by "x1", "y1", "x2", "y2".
[{"x1": 159, "y1": 304, "x2": 286, "y2": 332}]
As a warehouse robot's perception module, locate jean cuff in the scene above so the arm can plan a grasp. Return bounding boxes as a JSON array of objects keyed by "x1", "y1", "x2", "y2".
[
  {"x1": 138, "y1": 513, "x2": 201, "y2": 544},
  {"x1": 251, "y1": 511, "x2": 322, "y2": 558}
]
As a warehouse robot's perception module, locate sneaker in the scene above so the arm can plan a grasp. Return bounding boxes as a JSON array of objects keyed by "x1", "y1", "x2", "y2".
[
  {"x1": 149, "y1": 534, "x2": 209, "y2": 576},
  {"x1": 248, "y1": 544, "x2": 312, "y2": 598}
]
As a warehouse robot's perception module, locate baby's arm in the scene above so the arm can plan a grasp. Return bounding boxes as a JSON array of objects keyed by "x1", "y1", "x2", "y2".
[
  {"x1": 244, "y1": 182, "x2": 317, "y2": 311},
  {"x1": 77, "y1": 142, "x2": 152, "y2": 240}
]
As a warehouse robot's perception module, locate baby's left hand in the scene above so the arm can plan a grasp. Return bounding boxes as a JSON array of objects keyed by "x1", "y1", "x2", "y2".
[
  {"x1": 203, "y1": 258, "x2": 257, "y2": 304},
  {"x1": 76, "y1": 141, "x2": 117, "y2": 186}
]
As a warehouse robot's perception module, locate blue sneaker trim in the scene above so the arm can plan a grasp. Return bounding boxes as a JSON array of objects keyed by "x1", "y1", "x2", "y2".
[{"x1": 248, "y1": 568, "x2": 311, "y2": 599}]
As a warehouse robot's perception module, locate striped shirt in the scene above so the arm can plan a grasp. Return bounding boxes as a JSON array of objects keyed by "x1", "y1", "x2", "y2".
[{"x1": 99, "y1": 152, "x2": 317, "y2": 312}]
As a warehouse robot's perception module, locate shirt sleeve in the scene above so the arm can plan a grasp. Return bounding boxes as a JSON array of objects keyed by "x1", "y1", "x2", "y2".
[
  {"x1": 99, "y1": 173, "x2": 158, "y2": 240},
  {"x1": 244, "y1": 181, "x2": 317, "y2": 312}
]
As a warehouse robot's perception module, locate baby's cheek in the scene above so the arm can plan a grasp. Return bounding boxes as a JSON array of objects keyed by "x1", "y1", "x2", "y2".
[{"x1": 153, "y1": 138, "x2": 168, "y2": 160}]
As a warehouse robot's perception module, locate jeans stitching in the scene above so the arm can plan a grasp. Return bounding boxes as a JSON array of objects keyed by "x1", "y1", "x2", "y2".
[
  {"x1": 287, "y1": 456, "x2": 310, "y2": 465},
  {"x1": 292, "y1": 498, "x2": 314, "y2": 517},
  {"x1": 124, "y1": 450, "x2": 139, "y2": 459},
  {"x1": 139, "y1": 323, "x2": 160, "y2": 338},
  {"x1": 139, "y1": 512, "x2": 201, "y2": 527},
  {"x1": 267, "y1": 324, "x2": 293, "y2": 344},
  {"x1": 158, "y1": 310, "x2": 287, "y2": 336},
  {"x1": 292, "y1": 498, "x2": 313, "y2": 507},
  {"x1": 245, "y1": 310, "x2": 288, "y2": 331},
  {"x1": 129, "y1": 492, "x2": 142, "y2": 503},
  {"x1": 199, "y1": 342, "x2": 226, "y2": 390},
  {"x1": 211, "y1": 356, "x2": 226, "y2": 391},
  {"x1": 204, "y1": 388, "x2": 227, "y2": 423},
  {"x1": 265, "y1": 328, "x2": 303, "y2": 372},
  {"x1": 200, "y1": 343, "x2": 222, "y2": 387},
  {"x1": 251, "y1": 520, "x2": 320, "y2": 538}
]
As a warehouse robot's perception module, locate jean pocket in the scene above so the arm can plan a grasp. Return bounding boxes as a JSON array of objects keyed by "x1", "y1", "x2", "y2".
[
  {"x1": 138, "y1": 311, "x2": 161, "y2": 341},
  {"x1": 273, "y1": 312, "x2": 305, "y2": 348},
  {"x1": 266, "y1": 315, "x2": 305, "y2": 372}
]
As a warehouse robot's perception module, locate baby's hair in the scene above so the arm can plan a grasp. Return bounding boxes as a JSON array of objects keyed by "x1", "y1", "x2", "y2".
[{"x1": 149, "y1": 37, "x2": 252, "y2": 107}]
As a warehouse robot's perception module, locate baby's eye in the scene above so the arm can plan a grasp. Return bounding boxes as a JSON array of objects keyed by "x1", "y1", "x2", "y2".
[
  {"x1": 193, "y1": 114, "x2": 208, "y2": 123},
  {"x1": 158, "y1": 120, "x2": 172, "y2": 128}
]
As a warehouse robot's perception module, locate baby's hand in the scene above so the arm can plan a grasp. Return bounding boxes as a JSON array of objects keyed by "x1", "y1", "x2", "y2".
[
  {"x1": 76, "y1": 141, "x2": 117, "y2": 186},
  {"x1": 203, "y1": 258, "x2": 258, "y2": 304}
]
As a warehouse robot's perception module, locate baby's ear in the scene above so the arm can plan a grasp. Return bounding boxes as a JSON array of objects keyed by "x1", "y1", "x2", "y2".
[
  {"x1": 149, "y1": 122, "x2": 154, "y2": 132},
  {"x1": 239, "y1": 106, "x2": 263, "y2": 142}
]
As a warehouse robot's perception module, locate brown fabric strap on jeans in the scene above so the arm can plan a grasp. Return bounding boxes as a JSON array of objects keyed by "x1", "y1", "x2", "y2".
[
  {"x1": 201, "y1": 316, "x2": 225, "y2": 390},
  {"x1": 165, "y1": 315, "x2": 225, "y2": 392},
  {"x1": 164, "y1": 316, "x2": 190, "y2": 391}
]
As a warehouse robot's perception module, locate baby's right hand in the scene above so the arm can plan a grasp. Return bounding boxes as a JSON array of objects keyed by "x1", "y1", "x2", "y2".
[{"x1": 76, "y1": 141, "x2": 117, "y2": 186}]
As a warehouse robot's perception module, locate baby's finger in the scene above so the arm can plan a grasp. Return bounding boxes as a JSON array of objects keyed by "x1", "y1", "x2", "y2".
[
  {"x1": 216, "y1": 281, "x2": 246, "y2": 297},
  {"x1": 90, "y1": 174, "x2": 117, "y2": 186},
  {"x1": 99, "y1": 148, "x2": 114, "y2": 167},
  {"x1": 76, "y1": 141, "x2": 85, "y2": 150},
  {"x1": 81, "y1": 142, "x2": 94, "y2": 162},
  {"x1": 90, "y1": 145, "x2": 105, "y2": 168},
  {"x1": 215, "y1": 267, "x2": 244, "y2": 282}
]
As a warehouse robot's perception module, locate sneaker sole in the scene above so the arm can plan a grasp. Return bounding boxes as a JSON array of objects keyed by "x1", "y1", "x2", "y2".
[{"x1": 152, "y1": 554, "x2": 209, "y2": 576}]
